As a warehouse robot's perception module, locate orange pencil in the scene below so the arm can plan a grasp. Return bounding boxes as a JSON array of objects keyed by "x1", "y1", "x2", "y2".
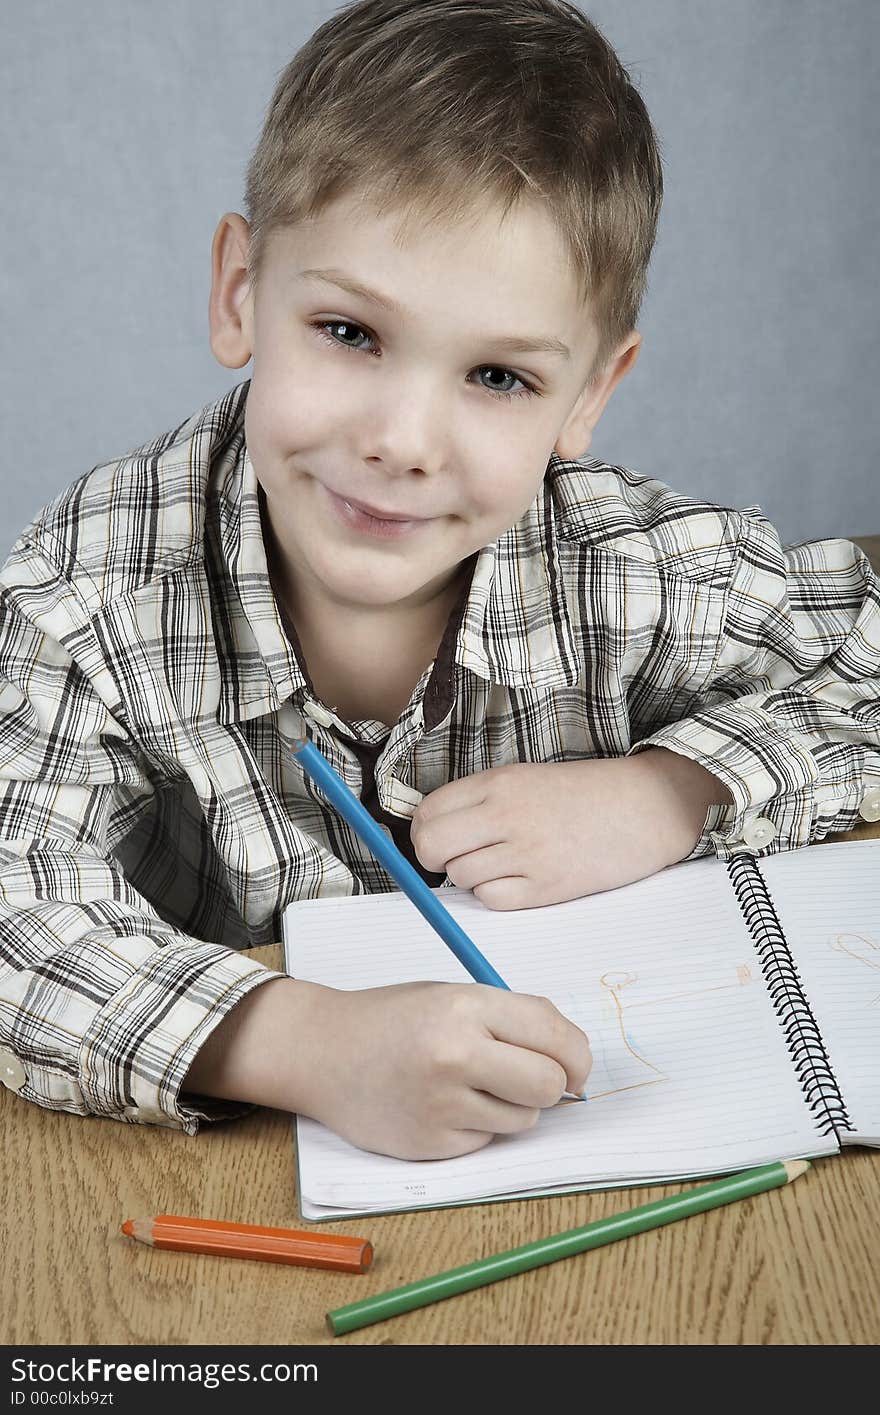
[{"x1": 121, "y1": 1214, "x2": 373, "y2": 1273}]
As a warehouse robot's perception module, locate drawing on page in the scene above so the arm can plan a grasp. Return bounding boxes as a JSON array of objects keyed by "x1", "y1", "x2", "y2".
[
  {"x1": 560, "y1": 963, "x2": 755, "y2": 1103},
  {"x1": 597, "y1": 970, "x2": 666, "y2": 1095},
  {"x1": 830, "y1": 933, "x2": 880, "y2": 1006}
]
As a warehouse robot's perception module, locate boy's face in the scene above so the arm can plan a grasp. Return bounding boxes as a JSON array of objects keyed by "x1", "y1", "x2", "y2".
[{"x1": 210, "y1": 191, "x2": 639, "y2": 625}]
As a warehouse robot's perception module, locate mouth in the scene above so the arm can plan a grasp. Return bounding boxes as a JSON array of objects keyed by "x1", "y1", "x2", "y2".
[
  {"x1": 322, "y1": 485, "x2": 432, "y2": 540},
  {"x1": 335, "y1": 493, "x2": 424, "y2": 522}
]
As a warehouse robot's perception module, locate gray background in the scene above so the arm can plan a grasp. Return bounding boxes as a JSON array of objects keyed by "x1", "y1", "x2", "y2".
[{"x1": 1, "y1": 0, "x2": 877, "y2": 562}]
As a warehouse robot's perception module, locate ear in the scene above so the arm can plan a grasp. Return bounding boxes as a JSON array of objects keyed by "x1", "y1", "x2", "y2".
[
  {"x1": 553, "y1": 332, "x2": 642, "y2": 460},
  {"x1": 208, "y1": 213, "x2": 256, "y2": 369}
]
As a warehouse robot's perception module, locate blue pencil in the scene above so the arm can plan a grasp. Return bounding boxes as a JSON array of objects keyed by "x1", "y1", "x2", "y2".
[
  {"x1": 290, "y1": 735, "x2": 509, "y2": 988},
  {"x1": 290, "y1": 735, "x2": 586, "y2": 1100}
]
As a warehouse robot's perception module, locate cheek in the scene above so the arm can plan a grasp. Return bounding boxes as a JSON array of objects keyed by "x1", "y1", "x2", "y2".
[
  {"x1": 251, "y1": 324, "x2": 345, "y2": 428},
  {"x1": 247, "y1": 366, "x2": 332, "y2": 458},
  {"x1": 476, "y1": 462, "x2": 546, "y2": 527}
]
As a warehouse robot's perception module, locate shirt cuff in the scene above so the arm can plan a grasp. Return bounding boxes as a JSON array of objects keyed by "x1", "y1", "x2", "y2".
[
  {"x1": 77, "y1": 942, "x2": 285, "y2": 1134},
  {"x1": 628, "y1": 704, "x2": 823, "y2": 861}
]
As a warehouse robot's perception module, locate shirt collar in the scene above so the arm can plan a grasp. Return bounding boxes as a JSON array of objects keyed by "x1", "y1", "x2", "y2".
[
  {"x1": 210, "y1": 395, "x2": 307, "y2": 723},
  {"x1": 454, "y1": 458, "x2": 580, "y2": 691}
]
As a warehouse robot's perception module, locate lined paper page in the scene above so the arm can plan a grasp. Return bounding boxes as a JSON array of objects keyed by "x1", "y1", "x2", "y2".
[
  {"x1": 283, "y1": 853, "x2": 834, "y2": 1218},
  {"x1": 759, "y1": 839, "x2": 880, "y2": 1144}
]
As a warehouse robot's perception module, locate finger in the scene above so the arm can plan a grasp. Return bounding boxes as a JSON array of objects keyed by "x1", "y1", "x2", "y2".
[
  {"x1": 414, "y1": 771, "x2": 489, "y2": 825},
  {"x1": 445, "y1": 841, "x2": 522, "y2": 890},
  {"x1": 469, "y1": 1034, "x2": 569, "y2": 1111},
  {"x1": 445, "y1": 1082, "x2": 543, "y2": 1136},
  {"x1": 422, "y1": 1128, "x2": 497, "y2": 1160},
  {"x1": 413, "y1": 803, "x2": 506, "y2": 873},
  {"x1": 423, "y1": 1123, "x2": 542, "y2": 1160},
  {"x1": 473, "y1": 873, "x2": 584, "y2": 911},
  {"x1": 482, "y1": 990, "x2": 593, "y2": 1097}
]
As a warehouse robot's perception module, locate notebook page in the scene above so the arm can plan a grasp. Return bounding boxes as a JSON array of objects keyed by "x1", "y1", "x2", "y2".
[
  {"x1": 283, "y1": 854, "x2": 835, "y2": 1217},
  {"x1": 758, "y1": 839, "x2": 880, "y2": 1144}
]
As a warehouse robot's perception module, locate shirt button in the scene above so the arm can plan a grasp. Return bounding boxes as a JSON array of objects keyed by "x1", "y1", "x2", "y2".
[
  {"x1": 741, "y1": 816, "x2": 778, "y2": 849},
  {"x1": 858, "y1": 786, "x2": 880, "y2": 822},
  {"x1": 0, "y1": 1047, "x2": 27, "y2": 1093}
]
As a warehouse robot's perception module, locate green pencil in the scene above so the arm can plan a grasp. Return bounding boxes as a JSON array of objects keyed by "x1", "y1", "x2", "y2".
[{"x1": 326, "y1": 1158, "x2": 810, "y2": 1336}]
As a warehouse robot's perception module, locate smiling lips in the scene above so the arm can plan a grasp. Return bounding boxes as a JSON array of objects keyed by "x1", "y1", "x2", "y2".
[
  {"x1": 338, "y1": 492, "x2": 424, "y2": 522},
  {"x1": 323, "y1": 485, "x2": 432, "y2": 539}
]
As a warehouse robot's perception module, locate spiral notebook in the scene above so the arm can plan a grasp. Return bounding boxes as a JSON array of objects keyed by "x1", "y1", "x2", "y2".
[{"x1": 281, "y1": 838, "x2": 880, "y2": 1221}]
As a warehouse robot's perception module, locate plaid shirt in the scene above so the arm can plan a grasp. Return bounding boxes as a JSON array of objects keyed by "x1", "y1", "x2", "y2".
[{"x1": 1, "y1": 379, "x2": 878, "y2": 1133}]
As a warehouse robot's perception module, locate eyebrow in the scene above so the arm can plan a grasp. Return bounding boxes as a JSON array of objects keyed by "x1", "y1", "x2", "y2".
[{"x1": 298, "y1": 267, "x2": 571, "y2": 360}]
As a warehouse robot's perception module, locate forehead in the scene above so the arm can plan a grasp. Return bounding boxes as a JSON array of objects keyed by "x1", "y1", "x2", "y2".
[{"x1": 263, "y1": 190, "x2": 591, "y2": 337}]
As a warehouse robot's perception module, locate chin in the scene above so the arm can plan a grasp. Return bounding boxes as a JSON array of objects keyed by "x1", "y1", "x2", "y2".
[{"x1": 314, "y1": 565, "x2": 422, "y2": 609}]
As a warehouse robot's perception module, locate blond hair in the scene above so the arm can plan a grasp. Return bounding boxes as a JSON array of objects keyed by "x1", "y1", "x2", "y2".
[{"x1": 244, "y1": 0, "x2": 663, "y2": 381}]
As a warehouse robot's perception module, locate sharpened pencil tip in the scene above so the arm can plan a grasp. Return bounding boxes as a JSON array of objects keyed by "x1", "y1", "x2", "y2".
[
  {"x1": 121, "y1": 1219, "x2": 134, "y2": 1237},
  {"x1": 783, "y1": 1159, "x2": 811, "y2": 1182}
]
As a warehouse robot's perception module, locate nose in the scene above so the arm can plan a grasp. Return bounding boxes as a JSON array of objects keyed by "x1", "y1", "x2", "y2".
[{"x1": 357, "y1": 366, "x2": 446, "y2": 477}]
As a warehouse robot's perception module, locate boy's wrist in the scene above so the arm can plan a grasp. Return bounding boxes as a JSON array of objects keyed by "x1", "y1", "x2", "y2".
[
  {"x1": 636, "y1": 747, "x2": 734, "y2": 862},
  {"x1": 181, "y1": 975, "x2": 331, "y2": 1116}
]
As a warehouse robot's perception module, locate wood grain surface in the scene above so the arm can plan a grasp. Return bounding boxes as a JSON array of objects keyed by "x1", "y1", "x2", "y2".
[{"x1": 3, "y1": 1079, "x2": 879, "y2": 1345}]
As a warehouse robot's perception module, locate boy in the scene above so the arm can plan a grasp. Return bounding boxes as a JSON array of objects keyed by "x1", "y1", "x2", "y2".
[{"x1": 1, "y1": 0, "x2": 878, "y2": 1162}]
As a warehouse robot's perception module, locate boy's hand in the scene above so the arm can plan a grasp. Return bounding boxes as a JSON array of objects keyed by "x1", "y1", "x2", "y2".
[
  {"x1": 184, "y1": 976, "x2": 592, "y2": 1161},
  {"x1": 410, "y1": 748, "x2": 734, "y2": 910},
  {"x1": 298, "y1": 980, "x2": 591, "y2": 1159}
]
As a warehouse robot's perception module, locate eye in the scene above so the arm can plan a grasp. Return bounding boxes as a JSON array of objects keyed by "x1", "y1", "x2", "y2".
[
  {"x1": 311, "y1": 320, "x2": 541, "y2": 401},
  {"x1": 476, "y1": 366, "x2": 537, "y2": 400},
  {"x1": 314, "y1": 320, "x2": 374, "y2": 353}
]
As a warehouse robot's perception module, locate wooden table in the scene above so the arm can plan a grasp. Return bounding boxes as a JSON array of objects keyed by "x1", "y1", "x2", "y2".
[
  {"x1": 2, "y1": 815, "x2": 877, "y2": 1348},
  {"x1": 3, "y1": 537, "x2": 878, "y2": 1347}
]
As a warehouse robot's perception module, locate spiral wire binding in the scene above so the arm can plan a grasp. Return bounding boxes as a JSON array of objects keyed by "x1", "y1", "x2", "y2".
[{"x1": 728, "y1": 855, "x2": 853, "y2": 1139}]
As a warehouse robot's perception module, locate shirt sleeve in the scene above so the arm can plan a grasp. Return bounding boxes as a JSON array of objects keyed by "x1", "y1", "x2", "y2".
[
  {"x1": 0, "y1": 544, "x2": 284, "y2": 1134},
  {"x1": 628, "y1": 509, "x2": 880, "y2": 861}
]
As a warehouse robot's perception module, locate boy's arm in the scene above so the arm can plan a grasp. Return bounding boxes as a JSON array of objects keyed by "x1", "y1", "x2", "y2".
[
  {"x1": 628, "y1": 511, "x2": 880, "y2": 859},
  {"x1": 0, "y1": 551, "x2": 282, "y2": 1133},
  {"x1": 0, "y1": 539, "x2": 592, "y2": 1157}
]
